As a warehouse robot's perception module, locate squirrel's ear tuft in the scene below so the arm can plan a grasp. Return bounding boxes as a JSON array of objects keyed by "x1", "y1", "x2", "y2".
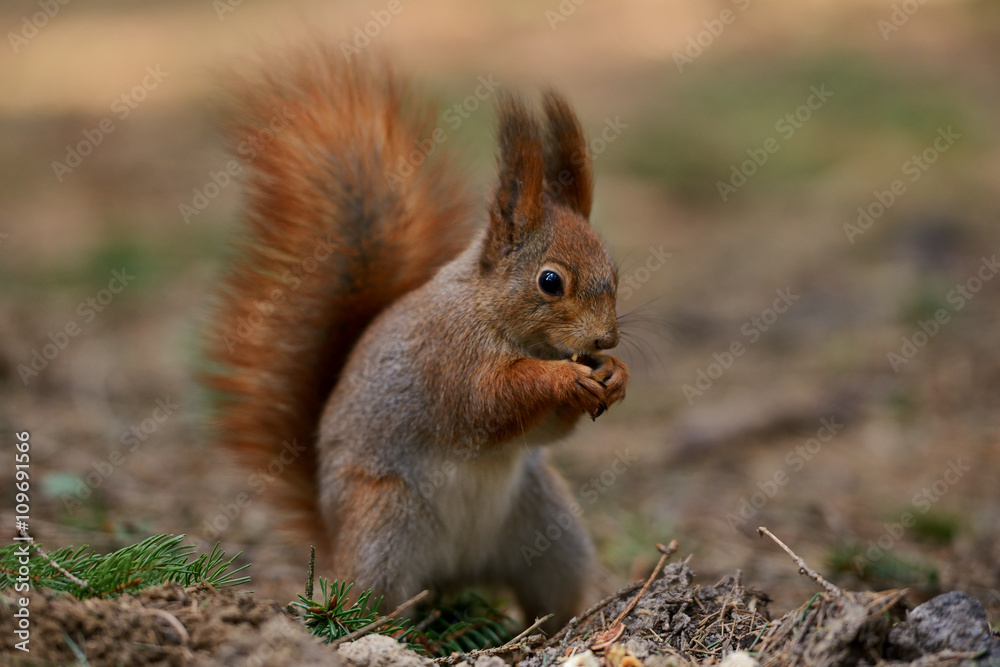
[
  {"x1": 483, "y1": 92, "x2": 545, "y2": 270},
  {"x1": 541, "y1": 90, "x2": 592, "y2": 220}
]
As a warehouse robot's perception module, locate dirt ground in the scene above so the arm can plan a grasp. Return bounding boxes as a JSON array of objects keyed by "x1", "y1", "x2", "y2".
[
  {"x1": 2, "y1": 555, "x2": 997, "y2": 665},
  {"x1": 2, "y1": 0, "x2": 1000, "y2": 663}
]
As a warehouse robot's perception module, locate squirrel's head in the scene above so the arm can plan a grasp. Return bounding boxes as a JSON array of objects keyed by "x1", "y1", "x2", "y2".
[{"x1": 479, "y1": 91, "x2": 619, "y2": 361}]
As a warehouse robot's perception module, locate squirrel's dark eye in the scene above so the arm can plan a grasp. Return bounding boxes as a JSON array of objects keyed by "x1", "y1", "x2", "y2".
[{"x1": 538, "y1": 270, "x2": 564, "y2": 296}]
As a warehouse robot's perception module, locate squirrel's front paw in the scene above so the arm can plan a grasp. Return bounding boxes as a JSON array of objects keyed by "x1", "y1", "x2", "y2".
[
  {"x1": 589, "y1": 354, "x2": 630, "y2": 408},
  {"x1": 559, "y1": 361, "x2": 607, "y2": 419}
]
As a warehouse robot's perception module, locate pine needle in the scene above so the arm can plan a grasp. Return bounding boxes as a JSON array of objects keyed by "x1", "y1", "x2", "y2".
[{"x1": 0, "y1": 534, "x2": 250, "y2": 599}]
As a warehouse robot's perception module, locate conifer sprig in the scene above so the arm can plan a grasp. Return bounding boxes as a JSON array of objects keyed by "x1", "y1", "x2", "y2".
[
  {"x1": 0, "y1": 534, "x2": 250, "y2": 598},
  {"x1": 410, "y1": 592, "x2": 514, "y2": 656},
  {"x1": 290, "y1": 577, "x2": 413, "y2": 645}
]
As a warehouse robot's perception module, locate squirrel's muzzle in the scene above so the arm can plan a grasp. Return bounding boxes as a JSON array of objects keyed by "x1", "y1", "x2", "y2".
[{"x1": 594, "y1": 328, "x2": 619, "y2": 351}]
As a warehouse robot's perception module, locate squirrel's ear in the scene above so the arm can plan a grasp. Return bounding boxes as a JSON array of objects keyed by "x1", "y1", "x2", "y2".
[
  {"x1": 541, "y1": 90, "x2": 593, "y2": 220},
  {"x1": 482, "y1": 93, "x2": 545, "y2": 270}
]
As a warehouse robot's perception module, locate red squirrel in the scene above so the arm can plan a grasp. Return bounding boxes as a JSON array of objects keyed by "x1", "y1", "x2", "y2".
[{"x1": 206, "y1": 43, "x2": 629, "y2": 629}]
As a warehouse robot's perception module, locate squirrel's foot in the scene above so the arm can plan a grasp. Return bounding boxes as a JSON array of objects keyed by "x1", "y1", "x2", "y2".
[
  {"x1": 588, "y1": 353, "x2": 630, "y2": 410},
  {"x1": 560, "y1": 359, "x2": 607, "y2": 418}
]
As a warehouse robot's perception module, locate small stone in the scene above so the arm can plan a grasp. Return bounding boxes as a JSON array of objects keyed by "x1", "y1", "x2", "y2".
[
  {"x1": 338, "y1": 634, "x2": 434, "y2": 667},
  {"x1": 887, "y1": 591, "x2": 1000, "y2": 660},
  {"x1": 563, "y1": 649, "x2": 600, "y2": 667},
  {"x1": 719, "y1": 651, "x2": 759, "y2": 667}
]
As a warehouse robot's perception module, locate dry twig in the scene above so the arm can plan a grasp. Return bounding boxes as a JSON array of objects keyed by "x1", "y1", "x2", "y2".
[
  {"x1": 329, "y1": 589, "x2": 429, "y2": 648},
  {"x1": 610, "y1": 540, "x2": 679, "y2": 628},
  {"x1": 757, "y1": 527, "x2": 844, "y2": 599},
  {"x1": 143, "y1": 608, "x2": 191, "y2": 645},
  {"x1": 547, "y1": 540, "x2": 680, "y2": 650},
  {"x1": 543, "y1": 581, "x2": 645, "y2": 648},
  {"x1": 504, "y1": 613, "x2": 553, "y2": 648},
  {"x1": 305, "y1": 545, "x2": 315, "y2": 600},
  {"x1": 19, "y1": 527, "x2": 93, "y2": 594},
  {"x1": 433, "y1": 614, "x2": 553, "y2": 664}
]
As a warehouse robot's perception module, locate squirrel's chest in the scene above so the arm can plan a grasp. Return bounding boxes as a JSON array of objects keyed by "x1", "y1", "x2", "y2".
[{"x1": 419, "y1": 448, "x2": 526, "y2": 564}]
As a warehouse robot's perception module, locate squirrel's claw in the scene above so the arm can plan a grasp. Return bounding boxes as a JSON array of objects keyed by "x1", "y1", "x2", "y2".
[{"x1": 591, "y1": 403, "x2": 607, "y2": 421}]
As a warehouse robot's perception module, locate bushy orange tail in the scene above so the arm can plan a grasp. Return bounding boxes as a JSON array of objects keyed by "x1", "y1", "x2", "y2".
[{"x1": 205, "y1": 45, "x2": 475, "y2": 536}]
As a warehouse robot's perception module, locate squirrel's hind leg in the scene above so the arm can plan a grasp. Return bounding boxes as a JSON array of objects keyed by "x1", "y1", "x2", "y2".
[
  {"x1": 490, "y1": 453, "x2": 596, "y2": 633},
  {"x1": 319, "y1": 469, "x2": 433, "y2": 614}
]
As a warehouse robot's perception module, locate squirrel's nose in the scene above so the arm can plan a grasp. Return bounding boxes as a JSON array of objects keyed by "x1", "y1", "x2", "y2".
[{"x1": 595, "y1": 330, "x2": 619, "y2": 350}]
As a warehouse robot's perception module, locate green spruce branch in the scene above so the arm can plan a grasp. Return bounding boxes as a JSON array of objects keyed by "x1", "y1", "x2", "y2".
[
  {"x1": 290, "y1": 578, "x2": 414, "y2": 646},
  {"x1": 290, "y1": 574, "x2": 514, "y2": 657},
  {"x1": 0, "y1": 534, "x2": 250, "y2": 598},
  {"x1": 1, "y1": 533, "x2": 519, "y2": 659},
  {"x1": 410, "y1": 592, "x2": 513, "y2": 656}
]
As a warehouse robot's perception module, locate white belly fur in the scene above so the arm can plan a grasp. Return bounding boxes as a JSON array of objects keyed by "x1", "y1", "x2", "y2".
[{"x1": 420, "y1": 445, "x2": 527, "y2": 578}]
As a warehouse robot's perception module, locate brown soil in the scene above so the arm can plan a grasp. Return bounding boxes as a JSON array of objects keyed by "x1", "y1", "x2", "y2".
[
  {"x1": 2, "y1": 0, "x2": 1000, "y2": 664},
  {"x1": 3, "y1": 557, "x2": 997, "y2": 666},
  {"x1": 0, "y1": 583, "x2": 331, "y2": 666}
]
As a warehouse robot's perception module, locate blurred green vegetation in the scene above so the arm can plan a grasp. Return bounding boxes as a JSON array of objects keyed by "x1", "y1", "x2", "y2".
[
  {"x1": 902, "y1": 279, "x2": 955, "y2": 323},
  {"x1": 827, "y1": 542, "x2": 940, "y2": 594},
  {"x1": 826, "y1": 510, "x2": 961, "y2": 593},
  {"x1": 910, "y1": 511, "x2": 963, "y2": 544},
  {"x1": 598, "y1": 511, "x2": 676, "y2": 575},
  {"x1": 616, "y1": 54, "x2": 989, "y2": 204},
  {"x1": 0, "y1": 222, "x2": 228, "y2": 293}
]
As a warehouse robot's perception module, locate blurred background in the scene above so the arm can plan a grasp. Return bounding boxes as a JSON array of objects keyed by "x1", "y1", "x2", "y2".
[{"x1": 2, "y1": 0, "x2": 998, "y2": 620}]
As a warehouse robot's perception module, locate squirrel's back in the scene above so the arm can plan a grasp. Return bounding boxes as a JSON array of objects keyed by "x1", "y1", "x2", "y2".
[{"x1": 206, "y1": 45, "x2": 476, "y2": 535}]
